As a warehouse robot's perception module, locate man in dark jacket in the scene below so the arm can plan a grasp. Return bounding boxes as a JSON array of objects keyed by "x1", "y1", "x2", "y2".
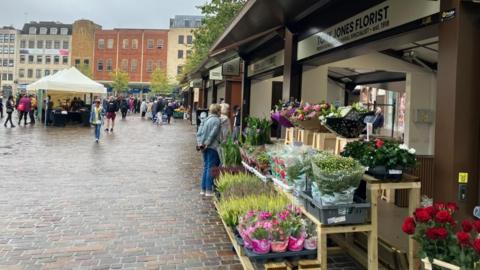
[
  {"x1": 120, "y1": 98, "x2": 128, "y2": 119},
  {"x1": 105, "y1": 96, "x2": 118, "y2": 132}
]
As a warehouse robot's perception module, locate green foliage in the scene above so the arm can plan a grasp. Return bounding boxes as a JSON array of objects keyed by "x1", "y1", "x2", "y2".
[
  {"x1": 182, "y1": 0, "x2": 246, "y2": 77},
  {"x1": 217, "y1": 194, "x2": 290, "y2": 227},
  {"x1": 150, "y1": 68, "x2": 174, "y2": 95},
  {"x1": 110, "y1": 70, "x2": 129, "y2": 93},
  {"x1": 216, "y1": 173, "x2": 273, "y2": 200},
  {"x1": 219, "y1": 137, "x2": 242, "y2": 167},
  {"x1": 244, "y1": 117, "x2": 272, "y2": 146},
  {"x1": 251, "y1": 227, "x2": 270, "y2": 240},
  {"x1": 77, "y1": 63, "x2": 93, "y2": 79}
]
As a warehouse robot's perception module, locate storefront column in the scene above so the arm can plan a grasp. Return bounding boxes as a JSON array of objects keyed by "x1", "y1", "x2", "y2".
[
  {"x1": 212, "y1": 80, "x2": 218, "y2": 103},
  {"x1": 283, "y1": 28, "x2": 301, "y2": 101},
  {"x1": 435, "y1": 0, "x2": 480, "y2": 217},
  {"x1": 202, "y1": 78, "x2": 208, "y2": 108},
  {"x1": 241, "y1": 59, "x2": 251, "y2": 129}
]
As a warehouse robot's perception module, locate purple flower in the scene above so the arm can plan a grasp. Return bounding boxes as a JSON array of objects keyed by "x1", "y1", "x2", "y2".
[{"x1": 259, "y1": 211, "x2": 272, "y2": 220}]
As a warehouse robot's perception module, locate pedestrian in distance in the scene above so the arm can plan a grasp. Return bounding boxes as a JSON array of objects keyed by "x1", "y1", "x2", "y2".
[
  {"x1": 140, "y1": 99, "x2": 147, "y2": 118},
  {"x1": 105, "y1": 96, "x2": 118, "y2": 133},
  {"x1": 90, "y1": 99, "x2": 103, "y2": 143},
  {"x1": 196, "y1": 103, "x2": 222, "y2": 197},
  {"x1": 165, "y1": 102, "x2": 174, "y2": 124},
  {"x1": 17, "y1": 94, "x2": 31, "y2": 126},
  {"x1": 4, "y1": 96, "x2": 15, "y2": 128},
  {"x1": 219, "y1": 103, "x2": 231, "y2": 144},
  {"x1": 29, "y1": 94, "x2": 36, "y2": 125},
  {"x1": 120, "y1": 97, "x2": 128, "y2": 119},
  {"x1": 0, "y1": 96, "x2": 3, "y2": 118},
  {"x1": 232, "y1": 105, "x2": 241, "y2": 141}
]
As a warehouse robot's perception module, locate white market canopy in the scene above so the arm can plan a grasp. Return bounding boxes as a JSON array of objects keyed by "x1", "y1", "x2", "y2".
[{"x1": 27, "y1": 67, "x2": 107, "y2": 94}]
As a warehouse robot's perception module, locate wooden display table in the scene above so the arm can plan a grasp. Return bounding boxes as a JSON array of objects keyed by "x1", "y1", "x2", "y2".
[
  {"x1": 296, "y1": 129, "x2": 314, "y2": 146},
  {"x1": 334, "y1": 137, "x2": 359, "y2": 155},
  {"x1": 312, "y1": 132, "x2": 336, "y2": 152},
  {"x1": 285, "y1": 128, "x2": 297, "y2": 145}
]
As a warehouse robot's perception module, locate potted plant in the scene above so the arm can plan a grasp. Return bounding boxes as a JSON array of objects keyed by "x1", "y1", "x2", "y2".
[
  {"x1": 303, "y1": 220, "x2": 317, "y2": 250},
  {"x1": 282, "y1": 206, "x2": 306, "y2": 252},
  {"x1": 402, "y1": 202, "x2": 480, "y2": 269},
  {"x1": 255, "y1": 152, "x2": 271, "y2": 174},
  {"x1": 342, "y1": 139, "x2": 417, "y2": 181},
  {"x1": 271, "y1": 216, "x2": 290, "y2": 253},
  {"x1": 289, "y1": 102, "x2": 331, "y2": 132}
]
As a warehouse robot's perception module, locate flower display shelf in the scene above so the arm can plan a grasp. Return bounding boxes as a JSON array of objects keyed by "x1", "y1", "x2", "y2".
[
  {"x1": 312, "y1": 132, "x2": 336, "y2": 152},
  {"x1": 241, "y1": 161, "x2": 269, "y2": 183},
  {"x1": 421, "y1": 258, "x2": 461, "y2": 270},
  {"x1": 270, "y1": 176, "x2": 294, "y2": 193},
  {"x1": 242, "y1": 247, "x2": 317, "y2": 262},
  {"x1": 284, "y1": 127, "x2": 297, "y2": 145}
]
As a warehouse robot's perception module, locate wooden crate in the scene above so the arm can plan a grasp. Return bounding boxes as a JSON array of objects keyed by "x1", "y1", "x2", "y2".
[
  {"x1": 285, "y1": 127, "x2": 296, "y2": 145},
  {"x1": 334, "y1": 137, "x2": 359, "y2": 155},
  {"x1": 312, "y1": 132, "x2": 336, "y2": 152},
  {"x1": 264, "y1": 262, "x2": 292, "y2": 270},
  {"x1": 296, "y1": 129, "x2": 314, "y2": 146}
]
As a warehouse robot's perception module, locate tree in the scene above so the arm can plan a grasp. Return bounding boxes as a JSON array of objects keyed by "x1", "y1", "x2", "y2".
[
  {"x1": 150, "y1": 68, "x2": 173, "y2": 95},
  {"x1": 182, "y1": 0, "x2": 246, "y2": 77},
  {"x1": 77, "y1": 63, "x2": 93, "y2": 79},
  {"x1": 110, "y1": 70, "x2": 129, "y2": 94}
]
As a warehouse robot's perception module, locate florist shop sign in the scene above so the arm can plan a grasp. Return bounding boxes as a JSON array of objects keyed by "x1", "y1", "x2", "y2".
[
  {"x1": 297, "y1": 0, "x2": 439, "y2": 60},
  {"x1": 248, "y1": 50, "x2": 284, "y2": 78}
]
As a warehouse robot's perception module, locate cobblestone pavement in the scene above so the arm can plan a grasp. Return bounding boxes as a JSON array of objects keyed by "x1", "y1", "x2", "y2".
[{"x1": 0, "y1": 116, "x2": 362, "y2": 270}]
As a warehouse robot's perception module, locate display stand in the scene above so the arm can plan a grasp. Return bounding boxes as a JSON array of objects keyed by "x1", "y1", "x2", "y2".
[
  {"x1": 296, "y1": 129, "x2": 314, "y2": 146},
  {"x1": 312, "y1": 132, "x2": 336, "y2": 152},
  {"x1": 285, "y1": 128, "x2": 296, "y2": 145},
  {"x1": 334, "y1": 137, "x2": 359, "y2": 155}
]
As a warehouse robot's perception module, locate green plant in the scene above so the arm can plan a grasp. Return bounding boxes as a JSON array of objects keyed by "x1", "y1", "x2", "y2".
[
  {"x1": 256, "y1": 152, "x2": 270, "y2": 165},
  {"x1": 251, "y1": 227, "x2": 270, "y2": 240},
  {"x1": 220, "y1": 137, "x2": 242, "y2": 167},
  {"x1": 216, "y1": 173, "x2": 273, "y2": 200},
  {"x1": 244, "y1": 117, "x2": 272, "y2": 146}
]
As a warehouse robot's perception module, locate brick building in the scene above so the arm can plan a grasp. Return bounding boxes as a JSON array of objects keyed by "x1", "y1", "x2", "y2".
[
  {"x1": 93, "y1": 28, "x2": 168, "y2": 87},
  {"x1": 71, "y1": 20, "x2": 101, "y2": 73}
]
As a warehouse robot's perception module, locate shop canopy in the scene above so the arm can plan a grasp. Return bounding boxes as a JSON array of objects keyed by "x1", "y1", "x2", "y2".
[{"x1": 27, "y1": 67, "x2": 107, "y2": 94}]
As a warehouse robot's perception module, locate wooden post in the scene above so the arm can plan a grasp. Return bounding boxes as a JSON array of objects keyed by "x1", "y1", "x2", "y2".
[
  {"x1": 408, "y1": 187, "x2": 421, "y2": 270},
  {"x1": 367, "y1": 183, "x2": 379, "y2": 270}
]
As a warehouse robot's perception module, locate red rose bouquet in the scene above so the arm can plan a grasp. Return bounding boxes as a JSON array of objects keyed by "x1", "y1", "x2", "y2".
[{"x1": 402, "y1": 202, "x2": 480, "y2": 268}]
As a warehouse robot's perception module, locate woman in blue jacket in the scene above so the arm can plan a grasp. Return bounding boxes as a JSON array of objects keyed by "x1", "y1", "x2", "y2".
[{"x1": 90, "y1": 99, "x2": 104, "y2": 143}]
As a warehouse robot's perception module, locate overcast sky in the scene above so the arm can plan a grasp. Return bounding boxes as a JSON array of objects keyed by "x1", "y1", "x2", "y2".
[{"x1": 1, "y1": 0, "x2": 206, "y2": 29}]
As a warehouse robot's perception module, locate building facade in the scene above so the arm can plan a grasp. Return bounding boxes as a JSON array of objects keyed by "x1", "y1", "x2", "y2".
[
  {"x1": 167, "y1": 15, "x2": 202, "y2": 83},
  {"x1": 16, "y1": 21, "x2": 72, "y2": 85},
  {"x1": 0, "y1": 26, "x2": 18, "y2": 96},
  {"x1": 71, "y1": 20, "x2": 101, "y2": 73},
  {"x1": 93, "y1": 28, "x2": 168, "y2": 87}
]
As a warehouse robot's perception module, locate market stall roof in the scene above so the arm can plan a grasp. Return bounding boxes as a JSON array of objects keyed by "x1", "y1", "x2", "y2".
[{"x1": 27, "y1": 67, "x2": 107, "y2": 94}]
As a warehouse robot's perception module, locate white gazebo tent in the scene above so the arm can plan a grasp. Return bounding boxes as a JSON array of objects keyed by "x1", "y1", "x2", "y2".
[{"x1": 27, "y1": 67, "x2": 107, "y2": 126}]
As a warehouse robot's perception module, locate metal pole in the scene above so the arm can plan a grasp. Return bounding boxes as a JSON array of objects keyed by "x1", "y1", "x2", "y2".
[
  {"x1": 391, "y1": 98, "x2": 396, "y2": 138},
  {"x1": 44, "y1": 89, "x2": 48, "y2": 128}
]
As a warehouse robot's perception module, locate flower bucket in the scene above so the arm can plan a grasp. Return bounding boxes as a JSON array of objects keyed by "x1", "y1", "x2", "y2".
[
  {"x1": 288, "y1": 235, "x2": 305, "y2": 251},
  {"x1": 251, "y1": 239, "x2": 271, "y2": 254},
  {"x1": 304, "y1": 236, "x2": 317, "y2": 250},
  {"x1": 271, "y1": 240, "x2": 288, "y2": 253},
  {"x1": 367, "y1": 166, "x2": 403, "y2": 181},
  {"x1": 239, "y1": 228, "x2": 253, "y2": 249}
]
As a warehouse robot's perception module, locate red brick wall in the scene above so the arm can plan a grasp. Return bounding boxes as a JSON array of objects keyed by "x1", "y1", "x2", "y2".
[{"x1": 93, "y1": 29, "x2": 168, "y2": 84}]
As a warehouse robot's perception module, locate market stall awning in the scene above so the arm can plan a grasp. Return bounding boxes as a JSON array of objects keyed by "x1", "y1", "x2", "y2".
[{"x1": 27, "y1": 67, "x2": 107, "y2": 94}]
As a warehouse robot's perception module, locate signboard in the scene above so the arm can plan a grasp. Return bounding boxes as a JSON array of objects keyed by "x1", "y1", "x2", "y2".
[
  {"x1": 189, "y1": 79, "x2": 202, "y2": 88},
  {"x1": 209, "y1": 66, "x2": 223, "y2": 80},
  {"x1": 297, "y1": 0, "x2": 440, "y2": 60},
  {"x1": 193, "y1": 88, "x2": 200, "y2": 102},
  {"x1": 222, "y1": 57, "x2": 240, "y2": 76},
  {"x1": 458, "y1": 172, "x2": 468, "y2": 184},
  {"x1": 247, "y1": 50, "x2": 284, "y2": 77},
  {"x1": 19, "y1": 48, "x2": 69, "y2": 56}
]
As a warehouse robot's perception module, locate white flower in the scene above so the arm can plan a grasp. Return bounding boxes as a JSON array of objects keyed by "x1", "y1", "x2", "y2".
[
  {"x1": 408, "y1": 148, "x2": 416, "y2": 154},
  {"x1": 399, "y1": 144, "x2": 409, "y2": 150}
]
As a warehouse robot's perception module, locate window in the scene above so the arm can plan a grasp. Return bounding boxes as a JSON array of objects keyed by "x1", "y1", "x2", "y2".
[
  {"x1": 157, "y1": 39, "x2": 164, "y2": 48},
  {"x1": 20, "y1": 55, "x2": 26, "y2": 64},
  {"x1": 36, "y1": 69, "x2": 42, "y2": 78},
  {"x1": 54, "y1": 41, "x2": 60, "y2": 49},
  {"x1": 121, "y1": 59, "x2": 128, "y2": 72},
  {"x1": 98, "y1": 39, "x2": 105, "y2": 49},
  {"x1": 62, "y1": 56, "x2": 68, "y2": 64},
  {"x1": 186, "y1": 50, "x2": 192, "y2": 58},
  {"x1": 60, "y1": 28, "x2": 68, "y2": 35},
  {"x1": 62, "y1": 41, "x2": 69, "y2": 49},
  {"x1": 9, "y1": 46, "x2": 14, "y2": 54},
  {"x1": 20, "y1": 40, "x2": 26, "y2": 48},
  {"x1": 187, "y1": 35, "x2": 193, "y2": 44},
  {"x1": 28, "y1": 40, "x2": 35, "y2": 49},
  {"x1": 106, "y1": 59, "x2": 112, "y2": 71},
  {"x1": 36, "y1": 55, "x2": 43, "y2": 64},
  {"x1": 84, "y1": 59, "x2": 89, "y2": 66},
  {"x1": 2, "y1": 59, "x2": 6, "y2": 66},
  {"x1": 40, "y1": 27, "x2": 47, "y2": 34},
  {"x1": 122, "y1": 39, "x2": 129, "y2": 49},
  {"x1": 1, "y1": 74, "x2": 6, "y2": 81},
  {"x1": 97, "y1": 59, "x2": 103, "y2": 71},
  {"x1": 27, "y1": 69, "x2": 33, "y2": 78},
  {"x1": 177, "y1": 50, "x2": 184, "y2": 59},
  {"x1": 53, "y1": 70, "x2": 58, "y2": 74},
  {"x1": 29, "y1": 27, "x2": 36, "y2": 34},
  {"x1": 195, "y1": 20, "x2": 201, "y2": 27},
  {"x1": 8, "y1": 59, "x2": 13, "y2": 67},
  {"x1": 107, "y1": 39, "x2": 114, "y2": 49},
  {"x1": 19, "y1": 69, "x2": 25, "y2": 78},
  {"x1": 131, "y1": 59, "x2": 138, "y2": 72},
  {"x1": 46, "y1": 40, "x2": 52, "y2": 49},
  {"x1": 50, "y1": 28, "x2": 58, "y2": 35},
  {"x1": 146, "y1": 60, "x2": 153, "y2": 73},
  {"x1": 54, "y1": 55, "x2": 60, "y2": 64},
  {"x1": 45, "y1": 55, "x2": 51, "y2": 64},
  {"x1": 155, "y1": 60, "x2": 162, "y2": 69},
  {"x1": 74, "y1": 59, "x2": 80, "y2": 67},
  {"x1": 9, "y1": 34, "x2": 15, "y2": 42},
  {"x1": 185, "y1": 20, "x2": 191, "y2": 28},
  {"x1": 147, "y1": 39, "x2": 154, "y2": 49},
  {"x1": 132, "y1": 39, "x2": 138, "y2": 49},
  {"x1": 0, "y1": 34, "x2": 4, "y2": 42},
  {"x1": 178, "y1": 35, "x2": 184, "y2": 44},
  {"x1": 37, "y1": 40, "x2": 43, "y2": 49},
  {"x1": 28, "y1": 55, "x2": 34, "y2": 64},
  {"x1": 44, "y1": 70, "x2": 50, "y2": 76},
  {"x1": 7, "y1": 73, "x2": 12, "y2": 80}
]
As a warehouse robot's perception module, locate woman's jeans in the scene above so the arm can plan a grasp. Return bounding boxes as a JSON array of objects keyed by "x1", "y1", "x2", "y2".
[
  {"x1": 94, "y1": 124, "x2": 101, "y2": 140},
  {"x1": 201, "y1": 148, "x2": 220, "y2": 191}
]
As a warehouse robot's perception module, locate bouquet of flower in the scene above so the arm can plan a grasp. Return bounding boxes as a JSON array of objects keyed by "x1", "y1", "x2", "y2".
[
  {"x1": 270, "y1": 100, "x2": 299, "y2": 128},
  {"x1": 289, "y1": 102, "x2": 332, "y2": 131},
  {"x1": 402, "y1": 202, "x2": 480, "y2": 269},
  {"x1": 320, "y1": 102, "x2": 371, "y2": 138}
]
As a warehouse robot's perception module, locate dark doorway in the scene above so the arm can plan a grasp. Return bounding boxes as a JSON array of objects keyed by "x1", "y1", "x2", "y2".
[{"x1": 271, "y1": 81, "x2": 283, "y2": 138}]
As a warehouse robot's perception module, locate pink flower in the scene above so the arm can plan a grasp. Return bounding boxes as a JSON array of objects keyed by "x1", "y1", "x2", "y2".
[
  {"x1": 259, "y1": 211, "x2": 272, "y2": 220},
  {"x1": 303, "y1": 105, "x2": 312, "y2": 112},
  {"x1": 297, "y1": 114, "x2": 305, "y2": 121},
  {"x1": 313, "y1": 105, "x2": 322, "y2": 112},
  {"x1": 263, "y1": 221, "x2": 273, "y2": 230}
]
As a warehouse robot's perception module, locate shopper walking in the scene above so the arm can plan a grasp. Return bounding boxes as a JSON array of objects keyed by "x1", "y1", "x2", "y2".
[
  {"x1": 219, "y1": 103, "x2": 231, "y2": 143},
  {"x1": 0, "y1": 96, "x2": 3, "y2": 118},
  {"x1": 4, "y1": 96, "x2": 15, "y2": 128},
  {"x1": 140, "y1": 99, "x2": 147, "y2": 118},
  {"x1": 120, "y1": 98, "x2": 129, "y2": 119},
  {"x1": 29, "y1": 95, "x2": 37, "y2": 125},
  {"x1": 90, "y1": 99, "x2": 103, "y2": 143},
  {"x1": 196, "y1": 104, "x2": 222, "y2": 197},
  {"x1": 17, "y1": 94, "x2": 31, "y2": 126},
  {"x1": 232, "y1": 105, "x2": 241, "y2": 141},
  {"x1": 105, "y1": 96, "x2": 118, "y2": 132},
  {"x1": 165, "y1": 102, "x2": 174, "y2": 124}
]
